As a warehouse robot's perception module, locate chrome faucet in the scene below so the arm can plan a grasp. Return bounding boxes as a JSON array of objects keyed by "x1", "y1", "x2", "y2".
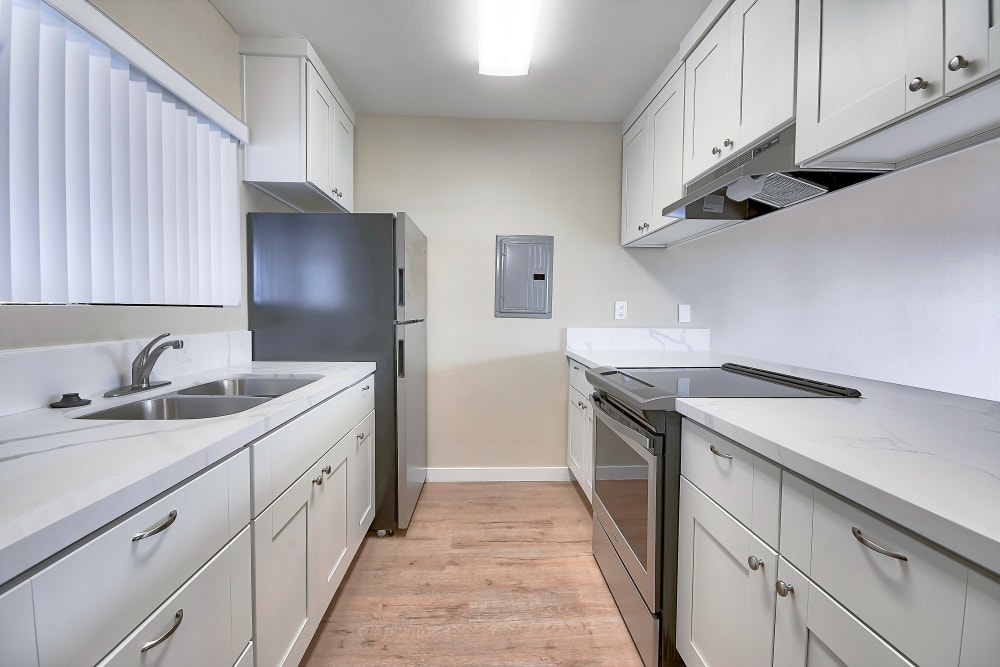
[{"x1": 104, "y1": 333, "x2": 185, "y2": 398}]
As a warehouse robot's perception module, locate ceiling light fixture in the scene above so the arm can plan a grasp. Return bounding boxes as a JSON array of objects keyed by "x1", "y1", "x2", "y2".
[{"x1": 478, "y1": 0, "x2": 542, "y2": 76}]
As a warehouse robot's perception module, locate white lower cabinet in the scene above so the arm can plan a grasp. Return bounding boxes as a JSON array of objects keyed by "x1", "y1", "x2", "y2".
[
  {"x1": 0, "y1": 580, "x2": 39, "y2": 667},
  {"x1": 567, "y1": 388, "x2": 593, "y2": 502},
  {"x1": 253, "y1": 376, "x2": 377, "y2": 667},
  {"x1": 677, "y1": 477, "x2": 776, "y2": 667},
  {"x1": 772, "y1": 557, "x2": 915, "y2": 667},
  {"x1": 254, "y1": 467, "x2": 314, "y2": 667},
  {"x1": 97, "y1": 528, "x2": 252, "y2": 667}
]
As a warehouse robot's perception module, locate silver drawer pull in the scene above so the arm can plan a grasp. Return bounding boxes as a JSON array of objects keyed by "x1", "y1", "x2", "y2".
[
  {"x1": 313, "y1": 475, "x2": 324, "y2": 486},
  {"x1": 747, "y1": 555, "x2": 764, "y2": 571},
  {"x1": 357, "y1": 432, "x2": 365, "y2": 440},
  {"x1": 852, "y1": 526, "x2": 908, "y2": 561},
  {"x1": 361, "y1": 385, "x2": 371, "y2": 391},
  {"x1": 322, "y1": 465, "x2": 332, "y2": 475},
  {"x1": 140, "y1": 609, "x2": 183, "y2": 653},
  {"x1": 709, "y1": 444, "x2": 733, "y2": 460},
  {"x1": 775, "y1": 581, "x2": 794, "y2": 597},
  {"x1": 131, "y1": 510, "x2": 177, "y2": 542}
]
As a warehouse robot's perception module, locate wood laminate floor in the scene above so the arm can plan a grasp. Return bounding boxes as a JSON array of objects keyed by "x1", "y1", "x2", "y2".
[{"x1": 301, "y1": 482, "x2": 644, "y2": 667}]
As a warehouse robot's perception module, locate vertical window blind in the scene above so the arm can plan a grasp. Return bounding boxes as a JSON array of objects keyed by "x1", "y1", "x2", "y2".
[{"x1": 1, "y1": 0, "x2": 242, "y2": 306}]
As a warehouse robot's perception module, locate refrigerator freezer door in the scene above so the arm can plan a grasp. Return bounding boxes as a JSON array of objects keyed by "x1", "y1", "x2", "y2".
[
  {"x1": 395, "y1": 213, "x2": 427, "y2": 322},
  {"x1": 395, "y1": 320, "x2": 427, "y2": 529}
]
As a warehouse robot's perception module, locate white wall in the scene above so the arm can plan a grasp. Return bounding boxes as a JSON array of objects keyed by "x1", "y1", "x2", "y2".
[
  {"x1": 649, "y1": 140, "x2": 1000, "y2": 401},
  {"x1": 355, "y1": 115, "x2": 682, "y2": 469}
]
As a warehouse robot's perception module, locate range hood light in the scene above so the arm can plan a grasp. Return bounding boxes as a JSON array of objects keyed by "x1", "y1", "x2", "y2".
[{"x1": 478, "y1": 0, "x2": 542, "y2": 76}]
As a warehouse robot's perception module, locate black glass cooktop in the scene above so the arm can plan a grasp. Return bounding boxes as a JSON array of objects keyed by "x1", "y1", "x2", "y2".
[{"x1": 586, "y1": 363, "x2": 860, "y2": 412}]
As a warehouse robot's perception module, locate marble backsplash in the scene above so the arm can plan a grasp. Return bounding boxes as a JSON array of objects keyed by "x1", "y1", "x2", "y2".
[
  {"x1": 0, "y1": 331, "x2": 251, "y2": 417},
  {"x1": 565, "y1": 327, "x2": 710, "y2": 354}
]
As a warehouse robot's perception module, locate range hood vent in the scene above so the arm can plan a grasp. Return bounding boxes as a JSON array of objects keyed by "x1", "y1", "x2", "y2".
[{"x1": 657, "y1": 125, "x2": 886, "y2": 244}]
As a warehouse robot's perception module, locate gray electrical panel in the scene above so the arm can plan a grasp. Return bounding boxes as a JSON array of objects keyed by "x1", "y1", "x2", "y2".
[{"x1": 495, "y1": 235, "x2": 553, "y2": 319}]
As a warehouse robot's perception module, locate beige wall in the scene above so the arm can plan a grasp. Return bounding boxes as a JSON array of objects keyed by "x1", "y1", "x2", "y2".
[
  {"x1": 0, "y1": 0, "x2": 293, "y2": 350},
  {"x1": 355, "y1": 115, "x2": 681, "y2": 469}
]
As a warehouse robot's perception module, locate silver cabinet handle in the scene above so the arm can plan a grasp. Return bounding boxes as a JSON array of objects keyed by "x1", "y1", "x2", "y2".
[
  {"x1": 131, "y1": 510, "x2": 177, "y2": 542},
  {"x1": 337, "y1": 191, "x2": 343, "y2": 198},
  {"x1": 723, "y1": 138, "x2": 734, "y2": 148},
  {"x1": 775, "y1": 580, "x2": 794, "y2": 597},
  {"x1": 852, "y1": 526, "x2": 908, "y2": 561},
  {"x1": 747, "y1": 555, "x2": 764, "y2": 571},
  {"x1": 948, "y1": 55, "x2": 969, "y2": 71},
  {"x1": 322, "y1": 465, "x2": 332, "y2": 475},
  {"x1": 332, "y1": 188, "x2": 341, "y2": 196},
  {"x1": 709, "y1": 444, "x2": 733, "y2": 460},
  {"x1": 362, "y1": 385, "x2": 371, "y2": 391},
  {"x1": 357, "y1": 431, "x2": 365, "y2": 440},
  {"x1": 908, "y1": 77, "x2": 929, "y2": 91},
  {"x1": 140, "y1": 609, "x2": 183, "y2": 653},
  {"x1": 711, "y1": 146, "x2": 722, "y2": 155},
  {"x1": 313, "y1": 475, "x2": 324, "y2": 486}
]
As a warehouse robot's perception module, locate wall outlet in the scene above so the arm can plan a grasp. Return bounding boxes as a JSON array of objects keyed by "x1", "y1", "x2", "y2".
[
  {"x1": 678, "y1": 304, "x2": 692, "y2": 323},
  {"x1": 615, "y1": 301, "x2": 628, "y2": 320}
]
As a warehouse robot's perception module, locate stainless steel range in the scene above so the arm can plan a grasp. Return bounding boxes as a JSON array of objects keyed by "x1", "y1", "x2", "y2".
[{"x1": 585, "y1": 363, "x2": 860, "y2": 667}]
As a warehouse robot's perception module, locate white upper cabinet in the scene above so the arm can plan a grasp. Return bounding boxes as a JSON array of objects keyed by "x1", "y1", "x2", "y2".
[
  {"x1": 621, "y1": 112, "x2": 653, "y2": 245},
  {"x1": 650, "y1": 68, "x2": 686, "y2": 229},
  {"x1": 684, "y1": 0, "x2": 796, "y2": 184},
  {"x1": 944, "y1": 0, "x2": 1000, "y2": 94},
  {"x1": 795, "y1": 0, "x2": 944, "y2": 164},
  {"x1": 683, "y1": 8, "x2": 736, "y2": 181},
  {"x1": 242, "y1": 38, "x2": 355, "y2": 213}
]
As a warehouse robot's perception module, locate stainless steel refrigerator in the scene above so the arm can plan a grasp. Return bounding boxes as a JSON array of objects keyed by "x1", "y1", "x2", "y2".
[{"x1": 248, "y1": 212, "x2": 427, "y2": 532}]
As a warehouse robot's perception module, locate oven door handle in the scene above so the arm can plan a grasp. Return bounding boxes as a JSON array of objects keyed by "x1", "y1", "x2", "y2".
[{"x1": 593, "y1": 404, "x2": 660, "y2": 461}]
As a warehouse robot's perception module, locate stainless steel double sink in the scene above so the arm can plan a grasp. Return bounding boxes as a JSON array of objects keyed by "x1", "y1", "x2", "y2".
[{"x1": 76, "y1": 374, "x2": 322, "y2": 421}]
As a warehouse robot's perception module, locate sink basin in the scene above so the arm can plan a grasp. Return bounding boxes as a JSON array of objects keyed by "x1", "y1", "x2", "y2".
[
  {"x1": 176, "y1": 374, "x2": 321, "y2": 398},
  {"x1": 77, "y1": 396, "x2": 270, "y2": 420}
]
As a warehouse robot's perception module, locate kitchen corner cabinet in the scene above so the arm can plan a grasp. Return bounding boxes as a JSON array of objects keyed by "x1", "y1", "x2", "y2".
[
  {"x1": 242, "y1": 39, "x2": 354, "y2": 213},
  {"x1": 251, "y1": 375, "x2": 375, "y2": 667},
  {"x1": 677, "y1": 417, "x2": 1000, "y2": 667},
  {"x1": 683, "y1": 0, "x2": 796, "y2": 184},
  {"x1": 567, "y1": 360, "x2": 594, "y2": 502},
  {"x1": 621, "y1": 112, "x2": 653, "y2": 245},
  {"x1": 621, "y1": 66, "x2": 686, "y2": 248}
]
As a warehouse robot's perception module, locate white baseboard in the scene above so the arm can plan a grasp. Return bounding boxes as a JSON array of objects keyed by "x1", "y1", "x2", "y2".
[{"x1": 425, "y1": 467, "x2": 572, "y2": 482}]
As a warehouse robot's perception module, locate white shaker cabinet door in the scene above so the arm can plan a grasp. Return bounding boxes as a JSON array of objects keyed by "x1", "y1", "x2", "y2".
[
  {"x1": 253, "y1": 471, "x2": 314, "y2": 667},
  {"x1": 650, "y1": 67, "x2": 685, "y2": 229},
  {"x1": 306, "y1": 62, "x2": 336, "y2": 198},
  {"x1": 567, "y1": 390, "x2": 586, "y2": 493},
  {"x1": 310, "y1": 434, "x2": 352, "y2": 623},
  {"x1": 944, "y1": 0, "x2": 1000, "y2": 94},
  {"x1": 621, "y1": 111, "x2": 652, "y2": 244},
  {"x1": 732, "y1": 0, "x2": 797, "y2": 150},
  {"x1": 796, "y1": 0, "x2": 942, "y2": 164},
  {"x1": 0, "y1": 580, "x2": 39, "y2": 667},
  {"x1": 676, "y1": 478, "x2": 776, "y2": 667},
  {"x1": 683, "y1": 6, "x2": 735, "y2": 182},
  {"x1": 773, "y1": 558, "x2": 916, "y2": 667},
  {"x1": 333, "y1": 101, "x2": 354, "y2": 211},
  {"x1": 959, "y1": 570, "x2": 1000, "y2": 667},
  {"x1": 350, "y1": 411, "x2": 376, "y2": 546}
]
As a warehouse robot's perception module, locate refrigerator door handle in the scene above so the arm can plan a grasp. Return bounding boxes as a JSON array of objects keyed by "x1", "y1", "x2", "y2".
[
  {"x1": 398, "y1": 269, "x2": 405, "y2": 307},
  {"x1": 398, "y1": 339, "x2": 405, "y2": 378}
]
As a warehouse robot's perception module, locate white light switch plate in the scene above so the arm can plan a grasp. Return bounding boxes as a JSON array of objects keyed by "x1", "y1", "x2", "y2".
[
  {"x1": 615, "y1": 301, "x2": 628, "y2": 320},
  {"x1": 678, "y1": 304, "x2": 691, "y2": 323}
]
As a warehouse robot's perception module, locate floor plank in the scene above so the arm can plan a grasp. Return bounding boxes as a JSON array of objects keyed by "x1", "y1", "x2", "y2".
[{"x1": 301, "y1": 482, "x2": 644, "y2": 667}]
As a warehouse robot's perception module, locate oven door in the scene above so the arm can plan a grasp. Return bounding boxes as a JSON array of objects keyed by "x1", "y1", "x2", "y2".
[{"x1": 592, "y1": 396, "x2": 662, "y2": 613}]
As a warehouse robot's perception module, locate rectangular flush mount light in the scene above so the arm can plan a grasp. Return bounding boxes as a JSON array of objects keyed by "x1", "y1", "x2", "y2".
[{"x1": 479, "y1": 0, "x2": 542, "y2": 76}]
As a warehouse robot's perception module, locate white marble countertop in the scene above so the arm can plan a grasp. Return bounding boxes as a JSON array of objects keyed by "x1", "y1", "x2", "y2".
[
  {"x1": 0, "y1": 361, "x2": 374, "y2": 586},
  {"x1": 566, "y1": 344, "x2": 1000, "y2": 576}
]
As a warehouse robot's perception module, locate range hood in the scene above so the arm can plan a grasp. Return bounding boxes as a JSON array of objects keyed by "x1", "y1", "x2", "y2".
[{"x1": 653, "y1": 125, "x2": 886, "y2": 246}]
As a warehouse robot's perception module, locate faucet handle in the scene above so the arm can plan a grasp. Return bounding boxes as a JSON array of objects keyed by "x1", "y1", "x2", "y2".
[{"x1": 132, "y1": 333, "x2": 172, "y2": 382}]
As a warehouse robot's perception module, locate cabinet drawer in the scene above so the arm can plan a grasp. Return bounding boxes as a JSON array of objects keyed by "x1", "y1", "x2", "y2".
[
  {"x1": 568, "y1": 359, "x2": 593, "y2": 397},
  {"x1": 97, "y1": 529, "x2": 251, "y2": 667},
  {"x1": 253, "y1": 375, "x2": 374, "y2": 514},
  {"x1": 680, "y1": 420, "x2": 780, "y2": 547},
  {"x1": 33, "y1": 459, "x2": 237, "y2": 667},
  {"x1": 810, "y1": 488, "x2": 967, "y2": 667}
]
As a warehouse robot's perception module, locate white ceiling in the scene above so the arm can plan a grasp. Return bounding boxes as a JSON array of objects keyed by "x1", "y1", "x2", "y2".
[{"x1": 208, "y1": 0, "x2": 712, "y2": 123}]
